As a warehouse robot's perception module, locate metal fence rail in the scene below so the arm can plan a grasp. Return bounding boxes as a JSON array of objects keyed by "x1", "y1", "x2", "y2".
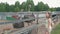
[
  {"x1": 0, "y1": 18, "x2": 35, "y2": 25},
  {"x1": 7, "y1": 22, "x2": 46, "y2": 34},
  {"x1": 4, "y1": 16, "x2": 47, "y2": 34},
  {"x1": 9, "y1": 24, "x2": 38, "y2": 34}
]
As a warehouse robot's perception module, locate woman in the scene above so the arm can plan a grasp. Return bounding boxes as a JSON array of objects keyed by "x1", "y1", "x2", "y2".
[{"x1": 46, "y1": 12, "x2": 54, "y2": 34}]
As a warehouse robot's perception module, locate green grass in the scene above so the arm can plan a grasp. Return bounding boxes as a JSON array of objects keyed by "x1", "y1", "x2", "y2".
[{"x1": 51, "y1": 23, "x2": 60, "y2": 34}]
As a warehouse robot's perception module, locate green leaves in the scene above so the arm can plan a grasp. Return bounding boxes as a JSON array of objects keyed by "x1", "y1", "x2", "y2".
[
  {"x1": 35, "y1": 2, "x2": 49, "y2": 11},
  {"x1": 14, "y1": 7, "x2": 20, "y2": 12},
  {"x1": 0, "y1": 3, "x2": 6, "y2": 12},
  {"x1": 0, "y1": 0, "x2": 58, "y2": 12}
]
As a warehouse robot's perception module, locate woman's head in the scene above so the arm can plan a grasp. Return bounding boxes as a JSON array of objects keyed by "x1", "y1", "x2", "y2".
[{"x1": 46, "y1": 12, "x2": 51, "y2": 18}]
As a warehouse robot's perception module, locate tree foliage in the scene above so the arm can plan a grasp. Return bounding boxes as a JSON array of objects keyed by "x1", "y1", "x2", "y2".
[
  {"x1": 34, "y1": 2, "x2": 49, "y2": 11},
  {"x1": 48, "y1": 7, "x2": 60, "y2": 11},
  {"x1": 0, "y1": 0, "x2": 59, "y2": 12},
  {"x1": 55, "y1": 7, "x2": 60, "y2": 11},
  {"x1": 0, "y1": 3, "x2": 6, "y2": 12}
]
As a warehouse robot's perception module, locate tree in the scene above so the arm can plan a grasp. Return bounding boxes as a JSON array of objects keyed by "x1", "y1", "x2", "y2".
[
  {"x1": 49, "y1": 8, "x2": 56, "y2": 12},
  {"x1": 55, "y1": 7, "x2": 60, "y2": 11},
  {"x1": 15, "y1": 1, "x2": 21, "y2": 11},
  {"x1": 0, "y1": 0, "x2": 51, "y2": 12},
  {"x1": 36, "y1": 2, "x2": 45, "y2": 11},
  {"x1": 21, "y1": 2, "x2": 26, "y2": 11},
  {"x1": 24, "y1": 0, "x2": 35, "y2": 11},
  {"x1": 15, "y1": 1, "x2": 20, "y2": 7},
  {"x1": 0, "y1": 3, "x2": 6, "y2": 12},
  {"x1": 9, "y1": 5, "x2": 15, "y2": 12},
  {"x1": 35, "y1": 2, "x2": 49, "y2": 11},
  {"x1": 44, "y1": 4, "x2": 49, "y2": 11},
  {"x1": 5, "y1": 3, "x2": 9, "y2": 12},
  {"x1": 14, "y1": 7, "x2": 20, "y2": 12}
]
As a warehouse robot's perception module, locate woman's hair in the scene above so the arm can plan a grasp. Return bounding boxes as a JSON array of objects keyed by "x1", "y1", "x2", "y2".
[{"x1": 46, "y1": 12, "x2": 51, "y2": 18}]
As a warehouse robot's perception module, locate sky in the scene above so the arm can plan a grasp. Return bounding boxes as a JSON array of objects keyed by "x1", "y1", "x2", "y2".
[{"x1": 0, "y1": 0, "x2": 60, "y2": 8}]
